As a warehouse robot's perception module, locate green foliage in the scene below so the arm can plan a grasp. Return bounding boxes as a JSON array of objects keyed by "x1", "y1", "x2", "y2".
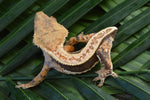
[{"x1": 0, "y1": 0, "x2": 150, "y2": 99}]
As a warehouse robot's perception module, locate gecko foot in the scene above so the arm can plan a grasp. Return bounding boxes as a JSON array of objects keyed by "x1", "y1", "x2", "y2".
[
  {"x1": 16, "y1": 82, "x2": 31, "y2": 89},
  {"x1": 93, "y1": 67, "x2": 118, "y2": 87}
]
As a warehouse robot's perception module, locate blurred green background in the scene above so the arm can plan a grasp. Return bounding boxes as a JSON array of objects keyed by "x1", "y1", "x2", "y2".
[{"x1": 0, "y1": 0, "x2": 150, "y2": 99}]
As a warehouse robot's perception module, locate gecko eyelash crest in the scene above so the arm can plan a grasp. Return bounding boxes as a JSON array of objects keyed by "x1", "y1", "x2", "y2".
[{"x1": 16, "y1": 11, "x2": 118, "y2": 89}]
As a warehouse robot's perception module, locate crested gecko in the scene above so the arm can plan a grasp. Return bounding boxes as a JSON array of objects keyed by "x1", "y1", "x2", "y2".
[{"x1": 16, "y1": 11, "x2": 118, "y2": 89}]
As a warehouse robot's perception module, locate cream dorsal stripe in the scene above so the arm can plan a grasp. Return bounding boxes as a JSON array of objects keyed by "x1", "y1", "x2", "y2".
[{"x1": 33, "y1": 11, "x2": 118, "y2": 66}]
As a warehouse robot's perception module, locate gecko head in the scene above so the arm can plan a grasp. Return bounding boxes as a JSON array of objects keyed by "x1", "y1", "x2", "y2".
[{"x1": 33, "y1": 11, "x2": 68, "y2": 52}]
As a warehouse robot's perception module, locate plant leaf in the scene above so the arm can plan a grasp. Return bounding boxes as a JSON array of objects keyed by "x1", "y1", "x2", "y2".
[
  {"x1": 113, "y1": 28, "x2": 150, "y2": 68},
  {"x1": 84, "y1": 0, "x2": 149, "y2": 34},
  {"x1": 116, "y1": 76, "x2": 150, "y2": 99},
  {"x1": 0, "y1": 0, "x2": 36, "y2": 31},
  {"x1": 72, "y1": 77, "x2": 117, "y2": 100}
]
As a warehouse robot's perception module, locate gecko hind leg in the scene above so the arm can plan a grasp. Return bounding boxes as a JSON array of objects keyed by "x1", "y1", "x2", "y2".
[
  {"x1": 93, "y1": 33, "x2": 118, "y2": 87},
  {"x1": 16, "y1": 63, "x2": 50, "y2": 89}
]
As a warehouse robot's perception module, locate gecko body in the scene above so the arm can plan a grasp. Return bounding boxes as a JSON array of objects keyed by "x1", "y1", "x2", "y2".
[{"x1": 16, "y1": 12, "x2": 118, "y2": 89}]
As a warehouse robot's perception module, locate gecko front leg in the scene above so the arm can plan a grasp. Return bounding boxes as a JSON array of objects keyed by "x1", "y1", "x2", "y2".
[
  {"x1": 16, "y1": 63, "x2": 50, "y2": 89},
  {"x1": 93, "y1": 32, "x2": 118, "y2": 87}
]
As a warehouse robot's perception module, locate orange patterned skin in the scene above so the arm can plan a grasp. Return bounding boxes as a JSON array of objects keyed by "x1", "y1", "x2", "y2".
[
  {"x1": 16, "y1": 12, "x2": 118, "y2": 89},
  {"x1": 63, "y1": 45, "x2": 75, "y2": 52}
]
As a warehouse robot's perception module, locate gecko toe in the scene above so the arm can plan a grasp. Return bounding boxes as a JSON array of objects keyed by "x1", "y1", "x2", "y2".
[
  {"x1": 97, "y1": 80, "x2": 104, "y2": 87},
  {"x1": 93, "y1": 77, "x2": 100, "y2": 81}
]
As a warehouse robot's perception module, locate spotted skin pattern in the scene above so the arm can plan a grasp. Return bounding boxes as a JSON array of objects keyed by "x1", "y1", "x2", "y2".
[{"x1": 16, "y1": 12, "x2": 118, "y2": 89}]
